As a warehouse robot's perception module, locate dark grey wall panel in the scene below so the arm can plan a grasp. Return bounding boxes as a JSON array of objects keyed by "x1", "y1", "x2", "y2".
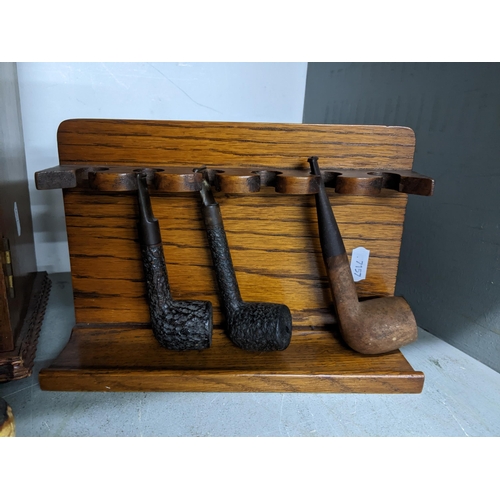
[{"x1": 303, "y1": 62, "x2": 500, "y2": 372}]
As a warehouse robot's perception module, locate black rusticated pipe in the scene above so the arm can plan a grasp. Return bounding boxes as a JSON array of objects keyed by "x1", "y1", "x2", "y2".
[
  {"x1": 136, "y1": 173, "x2": 212, "y2": 350},
  {"x1": 197, "y1": 170, "x2": 292, "y2": 351}
]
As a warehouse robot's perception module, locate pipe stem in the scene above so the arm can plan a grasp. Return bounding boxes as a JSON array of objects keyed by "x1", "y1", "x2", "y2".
[
  {"x1": 308, "y1": 156, "x2": 360, "y2": 314},
  {"x1": 199, "y1": 176, "x2": 243, "y2": 313}
]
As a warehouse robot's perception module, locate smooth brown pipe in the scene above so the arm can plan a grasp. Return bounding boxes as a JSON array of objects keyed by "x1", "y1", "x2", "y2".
[{"x1": 308, "y1": 156, "x2": 417, "y2": 354}]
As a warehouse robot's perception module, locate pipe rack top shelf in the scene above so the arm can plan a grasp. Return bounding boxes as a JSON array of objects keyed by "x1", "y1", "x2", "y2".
[
  {"x1": 35, "y1": 164, "x2": 434, "y2": 196},
  {"x1": 35, "y1": 119, "x2": 434, "y2": 196}
]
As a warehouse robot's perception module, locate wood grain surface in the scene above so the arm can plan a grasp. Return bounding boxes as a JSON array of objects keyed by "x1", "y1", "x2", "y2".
[
  {"x1": 39, "y1": 326, "x2": 424, "y2": 393},
  {"x1": 57, "y1": 119, "x2": 416, "y2": 170},
  {"x1": 38, "y1": 119, "x2": 425, "y2": 393},
  {"x1": 66, "y1": 189, "x2": 407, "y2": 327}
]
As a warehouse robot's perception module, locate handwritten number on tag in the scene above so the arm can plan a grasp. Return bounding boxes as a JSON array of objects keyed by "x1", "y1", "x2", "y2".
[{"x1": 350, "y1": 247, "x2": 370, "y2": 282}]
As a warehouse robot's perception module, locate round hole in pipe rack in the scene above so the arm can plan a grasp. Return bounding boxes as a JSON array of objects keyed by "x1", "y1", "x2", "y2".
[
  {"x1": 76, "y1": 166, "x2": 109, "y2": 182},
  {"x1": 251, "y1": 169, "x2": 282, "y2": 186},
  {"x1": 367, "y1": 171, "x2": 399, "y2": 190},
  {"x1": 212, "y1": 170, "x2": 229, "y2": 192},
  {"x1": 322, "y1": 170, "x2": 340, "y2": 185},
  {"x1": 133, "y1": 167, "x2": 165, "y2": 173},
  {"x1": 133, "y1": 167, "x2": 164, "y2": 179}
]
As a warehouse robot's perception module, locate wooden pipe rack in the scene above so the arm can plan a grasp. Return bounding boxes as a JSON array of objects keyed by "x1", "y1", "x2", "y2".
[
  {"x1": 36, "y1": 164, "x2": 434, "y2": 197},
  {"x1": 35, "y1": 119, "x2": 433, "y2": 393}
]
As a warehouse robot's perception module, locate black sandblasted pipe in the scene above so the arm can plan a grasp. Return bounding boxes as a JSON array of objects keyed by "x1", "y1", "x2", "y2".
[
  {"x1": 137, "y1": 173, "x2": 212, "y2": 350},
  {"x1": 198, "y1": 172, "x2": 292, "y2": 351},
  {"x1": 307, "y1": 156, "x2": 417, "y2": 354}
]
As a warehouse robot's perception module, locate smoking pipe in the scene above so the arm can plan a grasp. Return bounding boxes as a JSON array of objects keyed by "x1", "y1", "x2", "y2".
[
  {"x1": 196, "y1": 169, "x2": 293, "y2": 351},
  {"x1": 307, "y1": 156, "x2": 417, "y2": 354},
  {"x1": 136, "y1": 173, "x2": 212, "y2": 350}
]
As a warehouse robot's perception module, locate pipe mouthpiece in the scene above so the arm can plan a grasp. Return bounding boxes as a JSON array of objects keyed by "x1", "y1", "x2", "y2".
[
  {"x1": 137, "y1": 173, "x2": 161, "y2": 246},
  {"x1": 307, "y1": 156, "x2": 320, "y2": 176},
  {"x1": 200, "y1": 177, "x2": 217, "y2": 206},
  {"x1": 194, "y1": 168, "x2": 217, "y2": 207},
  {"x1": 308, "y1": 156, "x2": 346, "y2": 259}
]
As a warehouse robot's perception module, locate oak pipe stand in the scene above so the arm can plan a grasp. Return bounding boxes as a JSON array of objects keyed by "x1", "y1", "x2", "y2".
[{"x1": 35, "y1": 119, "x2": 431, "y2": 394}]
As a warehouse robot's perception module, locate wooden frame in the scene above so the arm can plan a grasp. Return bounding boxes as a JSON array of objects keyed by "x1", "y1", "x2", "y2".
[{"x1": 35, "y1": 119, "x2": 432, "y2": 393}]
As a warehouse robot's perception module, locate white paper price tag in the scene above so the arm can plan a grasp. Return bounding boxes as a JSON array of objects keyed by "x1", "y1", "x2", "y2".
[{"x1": 350, "y1": 247, "x2": 370, "y2": 282}]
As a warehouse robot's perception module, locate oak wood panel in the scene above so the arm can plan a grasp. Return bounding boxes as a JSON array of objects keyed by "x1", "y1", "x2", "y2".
[
  {"x1": 39, "y1": 327, "x2": 424, "y2": 393},
  {"x1": 65, "y1": 189, "x2": 406, "y2": 326},
  {"x1": 57, "y1": 120, "x2": 415, "y2": 170}
]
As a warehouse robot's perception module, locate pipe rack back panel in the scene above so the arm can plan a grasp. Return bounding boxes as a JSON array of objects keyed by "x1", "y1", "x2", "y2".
[{"x1": 35, "y1": 119, "x2": 433, "y2": 393}]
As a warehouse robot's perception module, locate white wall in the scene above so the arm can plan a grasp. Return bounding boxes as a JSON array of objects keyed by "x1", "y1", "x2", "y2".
[{"x1": 18, "y1": 62, "x2": 308, "y2": 273}]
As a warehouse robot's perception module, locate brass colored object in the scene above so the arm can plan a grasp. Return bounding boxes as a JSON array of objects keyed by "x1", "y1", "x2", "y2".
[
  {"x1": 2, "y1": 238, "x2": 14, "y2": 298},
  {"x1": 308, "y1": 156, "x2": 418, "y2": 355},
  {"x1": 0, "y1": 398, "x2": 15, "y2": 437}
]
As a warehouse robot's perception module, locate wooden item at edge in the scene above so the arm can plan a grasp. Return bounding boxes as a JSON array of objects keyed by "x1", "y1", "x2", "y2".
[
  {"x1": 38, "y1": 119, "x2": 426, "y2": 393},
  {"x1": 0, "y1": 272, "x2": 51, "y2": 381},
  {"x1": 0, "y1": 398, "x2": 15, "y2": 437}
]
